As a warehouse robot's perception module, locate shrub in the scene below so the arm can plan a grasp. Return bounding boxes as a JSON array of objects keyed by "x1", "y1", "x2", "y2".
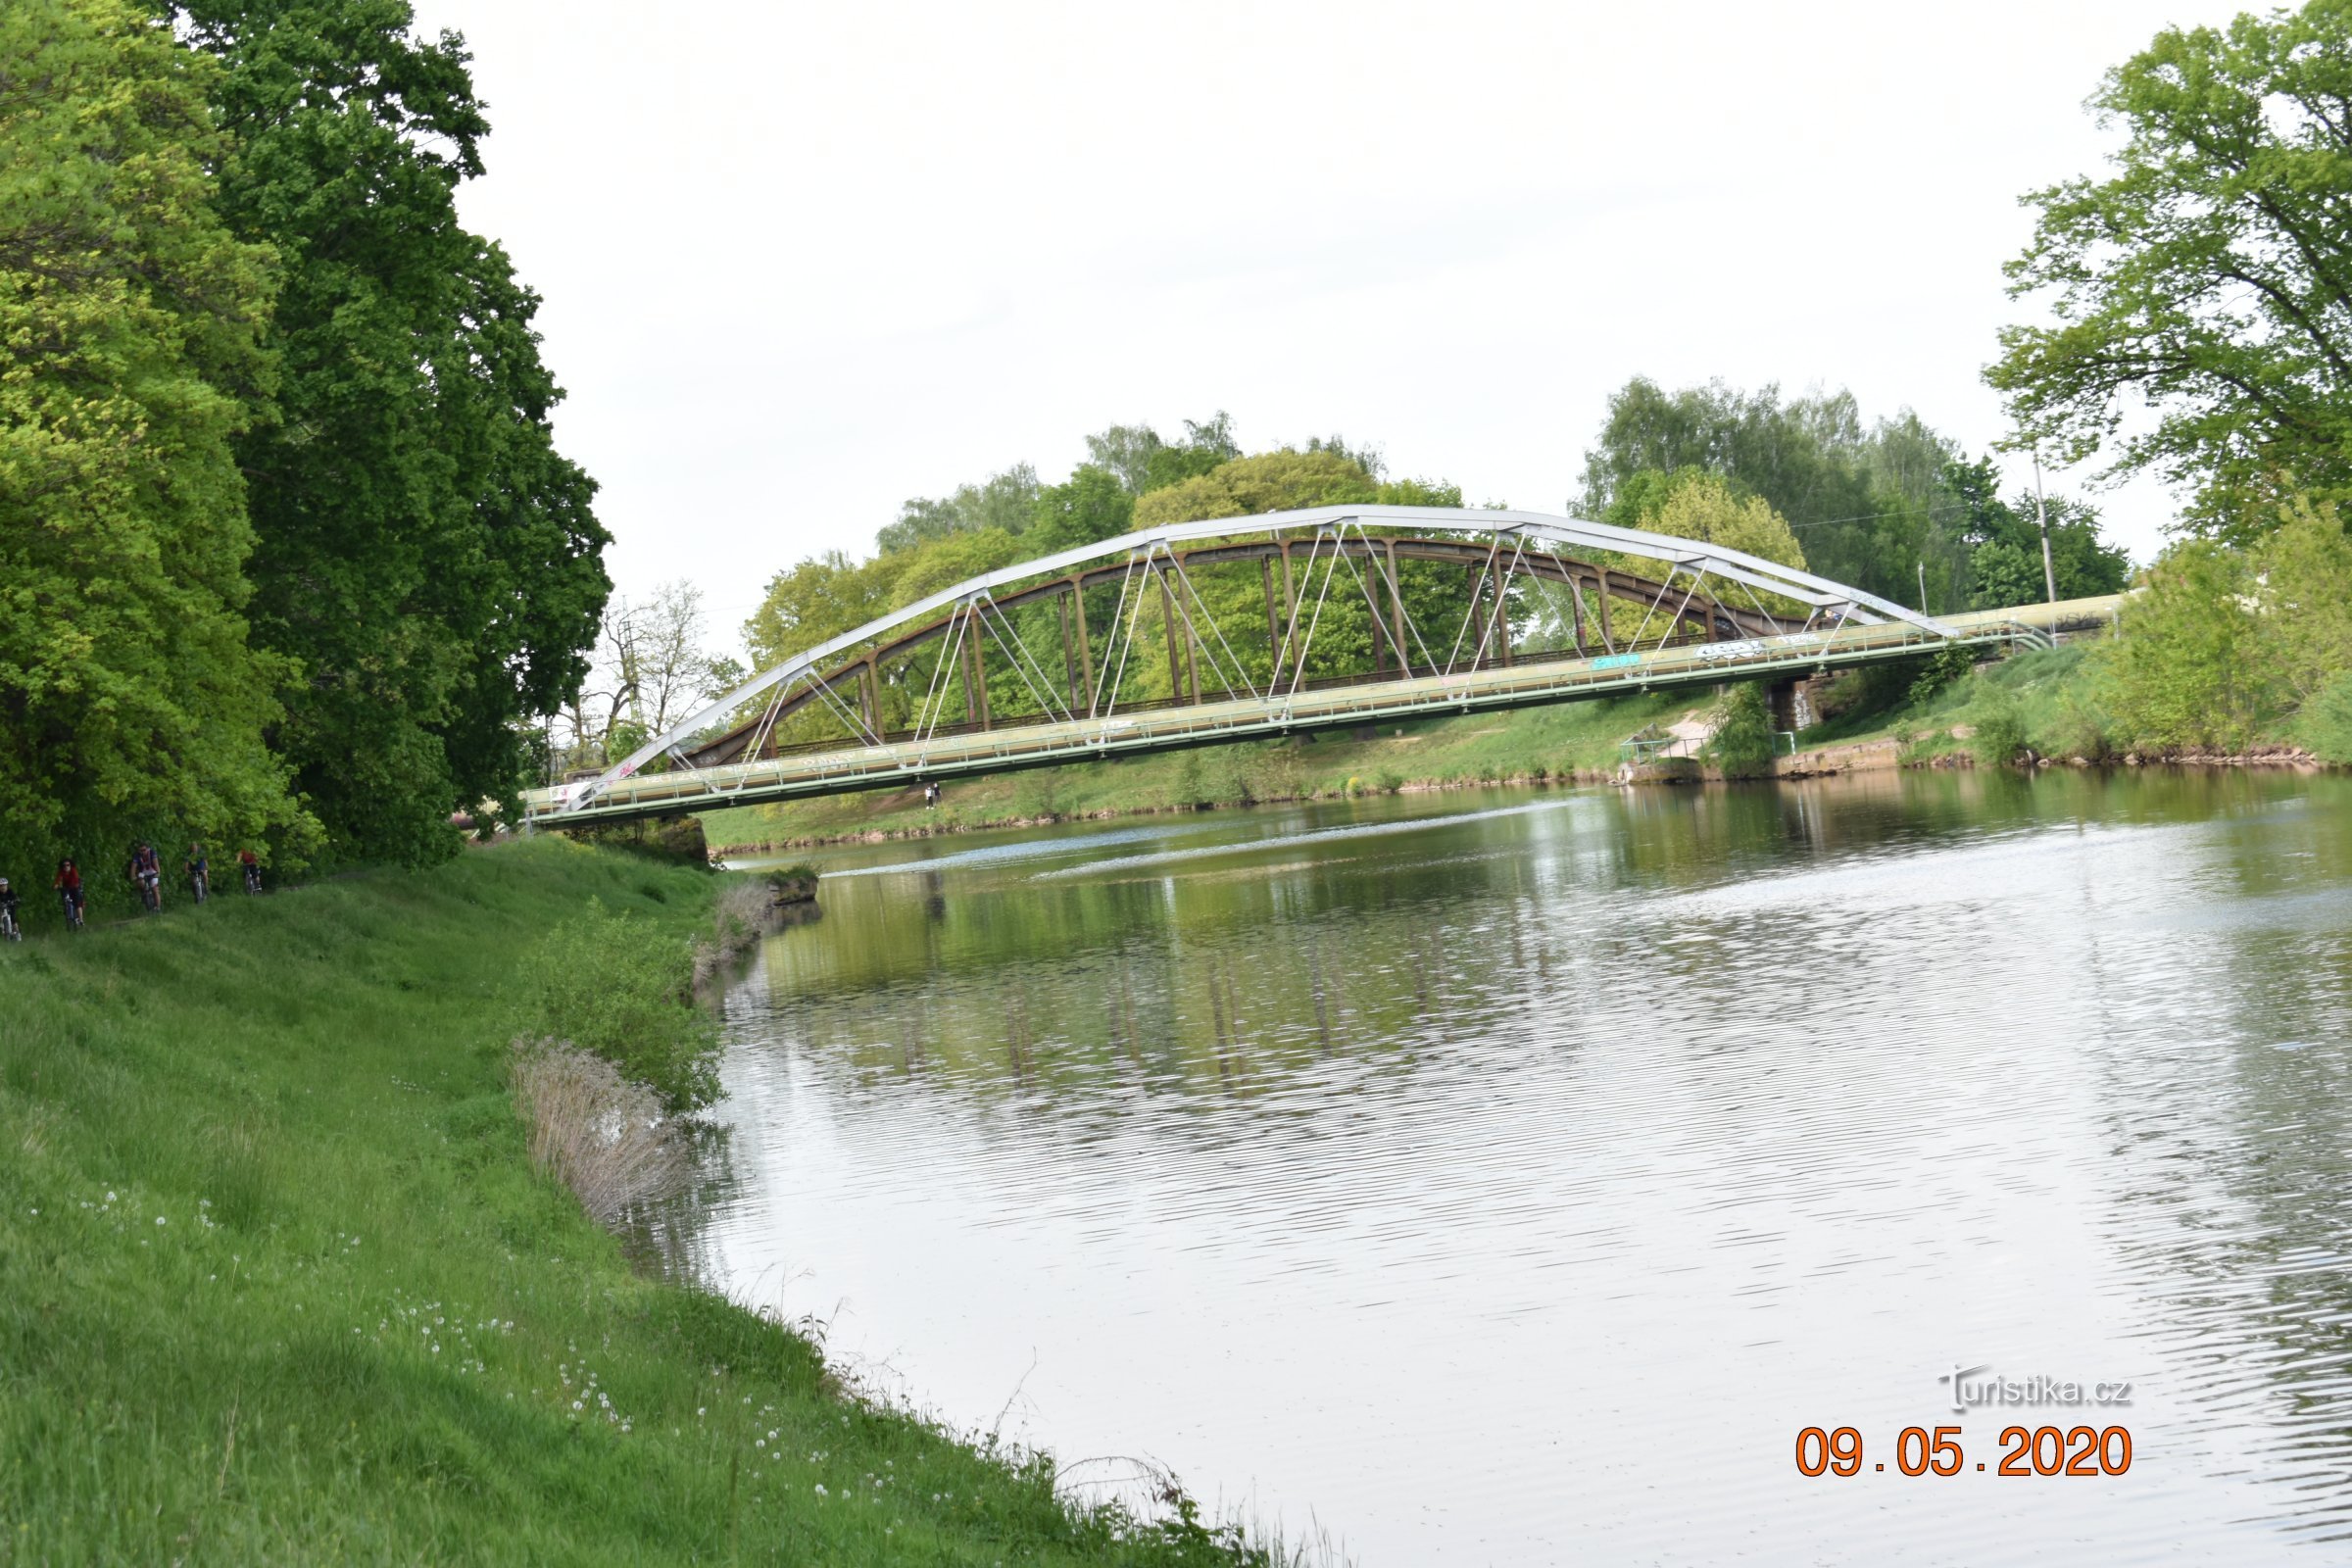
[
  {"x1": 2302, "y1": 670, "x2": 2352, "y2": 764},
  {"x1": 514, "y1": 898, "x2": 716, "y2": 1110},
  {"x1": 1907, "y1": 642, "x2": 1979, "y2": 706},
  {"x1": 1968, "y1": 680, "x2": 2030, "y2": 766},
  {"x1": 1708, "y1": 682, "x2": 1779, "y2": 779}
]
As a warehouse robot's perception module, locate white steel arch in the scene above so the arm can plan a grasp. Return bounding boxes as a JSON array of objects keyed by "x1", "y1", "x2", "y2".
[{"x1": 566, "y1": 505, "x2": 1954, "y2": 812}]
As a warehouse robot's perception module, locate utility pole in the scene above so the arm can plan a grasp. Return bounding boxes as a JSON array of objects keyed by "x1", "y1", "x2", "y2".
[
  {"x1": 2031, "y1": 449, "x2": 2058, "y2": 607},
  {"x1": 1917, "y1": 560, "x2": 1929, "y2": 613}
]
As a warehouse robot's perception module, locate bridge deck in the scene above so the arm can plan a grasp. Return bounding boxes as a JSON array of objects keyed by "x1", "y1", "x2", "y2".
[{"x1": 522, "y1": 599, "x2": 2113, "y2": 829}]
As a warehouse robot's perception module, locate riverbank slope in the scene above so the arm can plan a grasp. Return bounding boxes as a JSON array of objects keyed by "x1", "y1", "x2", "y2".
[{"x1": 0, "y1": 840, "x2": 1255, "y2": 1563}]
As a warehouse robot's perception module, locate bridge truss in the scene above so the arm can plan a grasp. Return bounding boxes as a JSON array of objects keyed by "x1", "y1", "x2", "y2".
[{"x1": 524, "y1": 506, "x2": 2038, "y2": 828}]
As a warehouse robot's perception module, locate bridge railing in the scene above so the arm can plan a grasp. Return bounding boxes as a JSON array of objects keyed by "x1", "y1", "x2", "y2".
[{"x1": 523, "y1": 615, "x2": 2044, "y2": 823}]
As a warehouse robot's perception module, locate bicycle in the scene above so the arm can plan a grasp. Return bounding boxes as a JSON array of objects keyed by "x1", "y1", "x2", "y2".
[
  {"x1": 134, "y1": 870, "x2": 162, "y2": 914},
  {"x1": 242, "y1": 861, "x2": 263, "y2": 895},
  {"x1": 60, "y1": 890, "x2": 84, "y2": 932},
  {"x1": 0, "y1": 906, "x2": 19, "y2": 943},
  {"x1": 188, "y1": 867, "x2": 209, "y2": 905}
]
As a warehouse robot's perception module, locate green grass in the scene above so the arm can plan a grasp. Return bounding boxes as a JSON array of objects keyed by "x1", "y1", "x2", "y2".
[
  {"x1": 0, "y1": 839, "x2": 1266, "y2": 1564},
  {"x1": 704, "y1": 689, "x2": 1704, "y2": 849}
]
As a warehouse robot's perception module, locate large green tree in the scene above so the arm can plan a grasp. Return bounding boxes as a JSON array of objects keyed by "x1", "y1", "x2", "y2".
[
  {"x1": 1578, "y1": 376, "x2": 1968, "y2": 602},
  {"x1": 179, "y1": 0, "x2": 609, "y2": 864},
  {"x1": 1942, "y1": 458, "x2": 2131, "y2": 610},
  {"x1": 0, "y1": 0, "x2": 311, "y2": 895},
  {"x1": 1987, "y1": 1, "x2": 2352, "y2": 536}
]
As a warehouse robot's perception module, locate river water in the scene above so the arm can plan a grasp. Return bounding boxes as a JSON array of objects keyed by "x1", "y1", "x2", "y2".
[{"x1": 683, "y1": 769, "x2": 2352, "y2": 1564}]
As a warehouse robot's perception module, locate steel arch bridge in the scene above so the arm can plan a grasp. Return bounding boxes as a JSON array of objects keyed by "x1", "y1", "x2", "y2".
[{"x1": 522, "y1": 505, "x2": 2060, "y2": 829}]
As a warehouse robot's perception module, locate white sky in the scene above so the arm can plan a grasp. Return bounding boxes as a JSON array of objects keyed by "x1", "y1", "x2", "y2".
[{"x1": 411, "y1": 0, "x2": 2242, "y2": 645}]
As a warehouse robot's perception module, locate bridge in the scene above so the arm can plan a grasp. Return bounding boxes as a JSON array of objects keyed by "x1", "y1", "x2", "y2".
[{"x1": 523, "y1": 506, "x2": 2100, "y2": 829}]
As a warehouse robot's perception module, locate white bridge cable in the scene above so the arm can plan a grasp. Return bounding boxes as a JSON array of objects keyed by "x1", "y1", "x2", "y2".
[
  {"x1": 1284, "y1": 533, "x2": 1348, "y2": 700},
  {"x1": 1268, "y1": 533, "x2": 1330, "y2": 690},
  {"x1": 1097, "y1": 553, "x2": 1152, "y2": 723},
  {"x1": 1535, "y1": 543, "x2": 1610, "y2": 656},
  {"x1": 1163, "y1": 550, "x2": 1263, "y2": 702},
  {"x1": 1088, "y1": 556, "x2": 1145, "y2": 719},
  {"x1": 1382, "y1": 532, "x2": 1466, "y2": 677},
  {"x1": 1462, "y1": 533, "x2": 1530, "y2": 671},
  {"x1": 976, "y1": 593, "x2": 1077, "y2": 726},
  {"x1": 912, "y1": 604, "x2": 972, "y2": 752},
  {"x1": 1658, "y1": 569, "x2": 1708, "y2": 651},
  {"x1": 1444, "y1": 533, "x2": 1506, "y2": 673},
  {"x1": 802, "y1": 662, "x2": 883, "y2": 747}
]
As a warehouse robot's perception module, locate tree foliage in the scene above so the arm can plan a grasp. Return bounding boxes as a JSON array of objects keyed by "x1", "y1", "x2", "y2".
[
  {"x1": 1941, "y1": 457, "x2": 2131, "y2": 609},
  {"x1": 2098, "y1": 497, "x2": 2352, "y2": 749},
  {"x1": 1581, "y1": 375, "x2": 2133, "y2": 612},
  {"x1": 1987, "y1": 1, "x2": 2352, "y2": 535},
  {"x1": 180, "y1": 0, "x2": 610, "y2": 865},
  {"x1": 0, "y1": 0, "x2": 312, "y2": 890}
]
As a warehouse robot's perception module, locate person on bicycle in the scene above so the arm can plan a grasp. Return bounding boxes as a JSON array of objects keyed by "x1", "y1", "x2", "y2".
[
  {"x1": 0, "y1": 876, "x2": 20, "y2": 937},
  {"x1": 54, "y1": 858, "x2": 83, "y2": 919},
  {"x1": 128, "y1": 842, "x2": 162, "y2": 908},
  {"x1": 238, "y1": 847, "x2": 261, "y2": 892},
  {"x1": 185, "y1": 843, "x2": 210, "y2": 893}
]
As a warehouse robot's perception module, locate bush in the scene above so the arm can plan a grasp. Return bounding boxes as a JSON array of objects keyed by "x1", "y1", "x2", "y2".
[
  {"x1": 1907, "y1": 642, "x2": 1979, "y2": 706},
  {"x1": 1708, "y1": 683, "x2": 1779, "y2": 779},
  {"x1": 2302, "y1": 670, "x2": 2352, "y2": 764},
  {"x1": 1968, "y1": 680, "x2": 2029, "y2": 766},
  {"x1": 514, "y1": 898, "x2": 715, "y2": 1110}
]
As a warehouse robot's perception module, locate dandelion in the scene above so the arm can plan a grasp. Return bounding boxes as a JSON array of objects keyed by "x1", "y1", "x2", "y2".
[
  {"x1": 813, "y1": 1484, "x2": 828, "y2": 1496},
  {"x1": 696, "y1": 1407, "x2": 706, "y2": 1417},
  {"x1": 572, "y1": 1399, "x2": 583, "y2": 1411},
  {"x1": 155, "y1": 1216, "x2": 167, "y2": 1227},
  {"x1": 106, "y1": 1192, "x2": 116, "y2": 1202}
]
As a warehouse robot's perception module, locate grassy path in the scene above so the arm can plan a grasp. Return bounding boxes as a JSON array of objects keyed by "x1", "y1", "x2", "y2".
[{"x1": 0, "y1": 839, "x2": 1256, "y2": 1564}]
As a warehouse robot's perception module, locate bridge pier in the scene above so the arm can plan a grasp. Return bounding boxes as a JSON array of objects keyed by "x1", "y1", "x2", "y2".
[{"x1": 1767, "y1": 675, "x2": 1827, "y2": 733}]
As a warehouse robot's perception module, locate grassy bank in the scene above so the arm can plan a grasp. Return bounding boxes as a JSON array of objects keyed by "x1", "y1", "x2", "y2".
[{"x1": 0, "y1": 840, "x2": 1264, "y2": 1564}]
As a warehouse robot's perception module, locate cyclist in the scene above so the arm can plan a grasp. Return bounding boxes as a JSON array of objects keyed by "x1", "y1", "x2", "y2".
[
  {"x1": 54, "y1": 858, "x2": 84, "y2": 928},
  {"x1": 0, "y1": 876, "x2": 20, "y2": 941},
  {"x1": 238, "y1": 847, "x2": 262, "y2": 894},
  {"x1": 128, "y1": 842, "x2": 163, "y2": 912},
  {"x1": 185, "y1": 844, "x2": 210, "y2": 903}
]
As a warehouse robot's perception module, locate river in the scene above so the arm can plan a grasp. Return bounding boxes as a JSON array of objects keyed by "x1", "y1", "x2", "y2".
[{"x1": 680, "y1": 768, "x2": 2352, "y2": 1564}]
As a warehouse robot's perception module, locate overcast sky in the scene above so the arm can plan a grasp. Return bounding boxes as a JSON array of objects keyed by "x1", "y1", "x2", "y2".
[{"x1": 410, "y1": 0, "x2": 2245, "y2": 642}]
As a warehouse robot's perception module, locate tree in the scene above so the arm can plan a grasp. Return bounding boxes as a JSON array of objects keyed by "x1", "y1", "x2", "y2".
[
  {"x1": 1027, "y1": 464, "x2": 1135, "y2": 555},
  {"x1": 1987, "y1": 2, "x2": 2352, "y2": 536},
  {"x1": 1579, "y1": 376, "x2": 1968, "y2": 602},
  {"x1": 180, "y1": 0, "x2": 610, "y2": 865},
  {"x1": 1942, "y1": 457, "x2": 2131, "y2": 609},
  {"x1": 2091, "y1": 498, "x2": 2350, "y2": 750},
  {"x1": 0, "y1": 0, "x2": 312, "y2": 886},
  {"x1": 1644, "y1": 472, "x2": 1807, "y2": 569},
  {"x1": 875, "y1": 464, "x2": 1041, "y2": 554},
  {"x1": 1133, "y1": 449, "x2": 1380, "y2": 527}
]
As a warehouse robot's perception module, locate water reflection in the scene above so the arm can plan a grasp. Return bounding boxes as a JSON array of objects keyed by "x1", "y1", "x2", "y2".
[{"x1": 692, "y1": 769, "x2": 2352, "y2": 1563}]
